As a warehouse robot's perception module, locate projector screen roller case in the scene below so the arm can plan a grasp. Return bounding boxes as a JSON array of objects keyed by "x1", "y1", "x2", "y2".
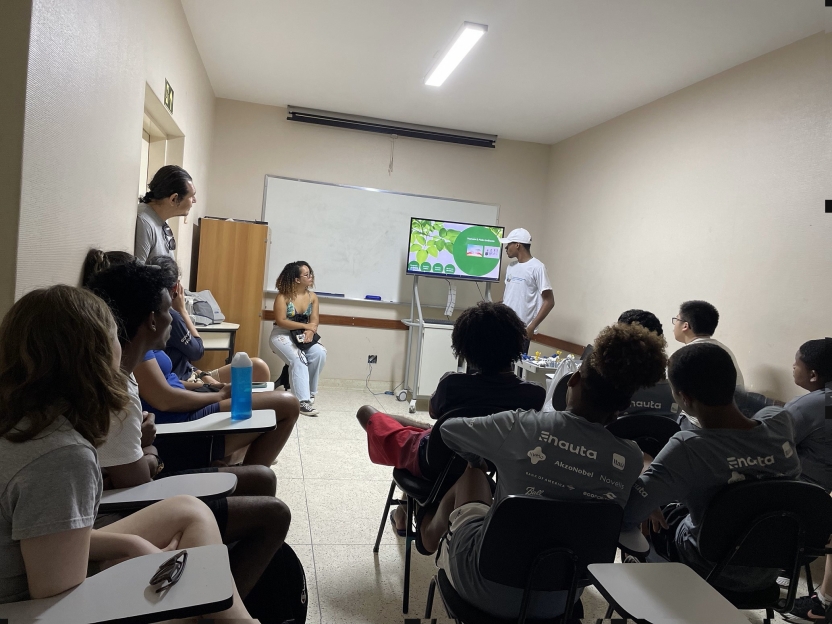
[{"x1": 406, "y1": 218, "x2": 504, "y2": 282}]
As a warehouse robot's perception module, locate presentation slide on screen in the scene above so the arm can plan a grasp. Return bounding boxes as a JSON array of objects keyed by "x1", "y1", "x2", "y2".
[{"x1": 406, "y1": 218, "x2": 504, "y2": 282}]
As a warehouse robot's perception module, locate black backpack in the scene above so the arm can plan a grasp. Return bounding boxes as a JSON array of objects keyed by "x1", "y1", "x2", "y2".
[{"x1": 244, "y1": 543, "x2": 308, "y2": 623}]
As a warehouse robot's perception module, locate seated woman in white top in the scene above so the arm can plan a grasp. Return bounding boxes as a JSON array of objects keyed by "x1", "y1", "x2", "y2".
[{"x1": 0, "y1": 285, "x2": 254, "y2": 619}]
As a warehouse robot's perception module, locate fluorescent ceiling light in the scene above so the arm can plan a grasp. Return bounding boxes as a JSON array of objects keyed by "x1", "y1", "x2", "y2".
[{"x1": 425, "y1": 22, "x2": 487, "y2": 87}]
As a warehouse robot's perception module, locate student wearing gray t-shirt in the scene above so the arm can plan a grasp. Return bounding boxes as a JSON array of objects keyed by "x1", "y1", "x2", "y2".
[
  {"x1": 424, "y1": 322, "x2": 668, "y2": 620},
  {"x1": 784, "y1": 339, "x2": 832, "y2": 492},
  {"x1": 624, "y1": 342, "x2": 801, "y2": 593},
  {"x1": 134, "y1": 165, "x2": 196, "y2": 263},
  {"x1": 0, "y1": 285, "x2": 253, "y2": 619}
]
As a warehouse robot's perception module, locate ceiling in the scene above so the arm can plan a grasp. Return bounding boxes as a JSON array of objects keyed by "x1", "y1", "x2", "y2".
[{"x1": 181, "y1": 0, "x2": 825, "y2": 144}]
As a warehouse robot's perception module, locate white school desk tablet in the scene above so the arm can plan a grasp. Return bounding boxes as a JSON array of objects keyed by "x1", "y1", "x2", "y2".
[
  {"x1": 99, "y1": 472, "x2": 238, "y2": 512},
  {"x1": 0, "y1": 545, "x2": 233, "y2": 623},
  {"x1": 155, "y1": 409, "x2": 276, "y2": 436},
  {"x1": 588, "y1": 562, "x2": 748, "y2": 624},
  {"x1": 198, "y1": 322, "x2": 239, "y2": 364}
]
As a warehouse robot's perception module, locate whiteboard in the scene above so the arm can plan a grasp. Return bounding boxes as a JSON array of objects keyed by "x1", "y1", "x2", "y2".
[{"x1": 261, "y1": 176, "x2": 500, "y2": 307}]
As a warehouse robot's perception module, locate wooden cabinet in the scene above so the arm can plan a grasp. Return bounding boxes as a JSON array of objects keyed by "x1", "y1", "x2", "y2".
[{"x1": 193, "y1": 217, "x2": 268, "y2": 372}]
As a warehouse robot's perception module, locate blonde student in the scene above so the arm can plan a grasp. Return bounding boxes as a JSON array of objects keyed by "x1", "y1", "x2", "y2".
[{"x1": 0, "y1": 285, "x2": 254, "y2": 619}]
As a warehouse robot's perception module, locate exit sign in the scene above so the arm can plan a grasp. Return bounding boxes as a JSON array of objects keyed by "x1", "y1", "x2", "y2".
[{"x1": 164, "y1": 80, "x2": 174, "y2": 114}]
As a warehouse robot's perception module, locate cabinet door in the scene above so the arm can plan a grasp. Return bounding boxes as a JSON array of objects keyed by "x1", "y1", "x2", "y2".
[{"x1": 194, "y1": 219, "x2": 268, "y2": 371}]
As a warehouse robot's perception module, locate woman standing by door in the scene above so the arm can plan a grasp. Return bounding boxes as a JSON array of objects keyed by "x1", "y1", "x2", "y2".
[{"x1": 270, "y1": 262, "x2": 327, "y2": 416}]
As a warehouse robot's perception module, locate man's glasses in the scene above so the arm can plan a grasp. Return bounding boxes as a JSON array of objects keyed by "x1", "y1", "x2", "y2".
[
  {"x1": 149, "y1": 550, "x2": 187, "y2": 593},
  {"x1": 672, "y1": 317, "x2": 685, "y2": 325},
  {"x1": 162, "y1": 223, "x2": 177, "y2": 251}
]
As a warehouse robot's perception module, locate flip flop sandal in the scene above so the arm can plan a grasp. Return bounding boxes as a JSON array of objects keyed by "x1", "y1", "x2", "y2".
[{"x1": 389, "y1": 510, "x2": 406, "y2": 537}]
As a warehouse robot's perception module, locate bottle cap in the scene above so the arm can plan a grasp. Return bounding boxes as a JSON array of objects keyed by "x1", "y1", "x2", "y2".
[{"x1": 231, "y1": 352, "x2": 252, "y2": 367}]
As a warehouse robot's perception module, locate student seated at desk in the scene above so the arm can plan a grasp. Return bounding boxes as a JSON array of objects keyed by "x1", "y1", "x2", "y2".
[
  {"x1": 623, "y1": 343, "x2": 800, "y2": 593},
  {"x1": 428, "y1": 322, "x2": 667, "y2": 619},
  {"x1": 87, "y1": 261, "x2": 299, "y2": 471},
  {"x1": 356, "y1": 302, "x2": 546, "y2": 542},
  {"x1": 88, "y1": 264, "x2": 293, "y2": 609},
  {"x1": 0, "y1": 285, "x2": 254, "y2": 619},
  {"x1": 147, "y1": 255, "x2": 272, "y2": 384}
]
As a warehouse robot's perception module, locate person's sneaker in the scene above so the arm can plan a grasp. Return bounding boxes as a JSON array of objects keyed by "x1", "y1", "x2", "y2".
[
  {"x1": 622, "y1": 554, "x2": 641, "y2": 564},
  {"x1": 299, "y1": 401, "x2": 318, "y2": 416},
  {"x1": 309, "y1": 395, "x2": 315, "y2": 405},
  {"x1": 783, "y1": 594, "x2": 829, "y2": 623},
  {"x1": 777, "y1": 575, "x2": 791, "y2": 587}
]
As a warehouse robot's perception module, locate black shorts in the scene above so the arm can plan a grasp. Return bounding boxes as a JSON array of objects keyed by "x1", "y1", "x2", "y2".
[{"x1": 154, "y1": 435, "x2": 226, "y2": 474}]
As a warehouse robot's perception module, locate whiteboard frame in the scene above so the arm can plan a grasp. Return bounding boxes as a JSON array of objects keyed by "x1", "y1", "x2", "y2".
[
  {"x1": 260, "y1": 174, "x2": 501, "y2": 305},
  {"x1": 261, "y1": 174, "x2": 500, "y2": 224}
]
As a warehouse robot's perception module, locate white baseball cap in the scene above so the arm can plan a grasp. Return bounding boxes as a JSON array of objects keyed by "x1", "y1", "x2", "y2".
[{"x1": 499, "y1": 227, "x2": 532, "y2": 245}]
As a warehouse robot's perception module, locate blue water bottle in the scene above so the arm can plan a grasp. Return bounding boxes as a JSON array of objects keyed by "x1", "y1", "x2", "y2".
[{"x1": 230, "y1": 352, "x2": 253, "y2": 421}]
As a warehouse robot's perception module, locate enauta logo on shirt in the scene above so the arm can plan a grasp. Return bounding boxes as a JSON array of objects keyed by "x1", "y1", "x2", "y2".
[
  {"x1": 727, "y1": 455, "x2": 775, "y2": 469},
  {"x1": 539, "y1": 431, "x2": 597, "y2": 459}
]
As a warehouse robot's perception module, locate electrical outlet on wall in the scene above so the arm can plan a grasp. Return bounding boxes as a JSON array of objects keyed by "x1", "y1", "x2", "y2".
[{"x1": 367, "y1": 355, "x2": 378, "y2": 364}]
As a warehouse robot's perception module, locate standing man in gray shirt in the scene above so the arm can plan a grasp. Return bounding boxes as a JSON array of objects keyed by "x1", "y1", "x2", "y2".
[
  {"x1": 624, "y1": 343, "x2": 800, "y2": 593},
  {"x1": 135, "y1": 165, "x2": 196, "y2": 263},
  {"x1": 424, "y1": 322, "x2": 668, "y2": 620}
]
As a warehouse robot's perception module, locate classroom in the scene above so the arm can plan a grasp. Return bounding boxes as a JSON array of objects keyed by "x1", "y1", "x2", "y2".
[{"x1": 0, "y1": 1, "x2": 830, "y2": 623}]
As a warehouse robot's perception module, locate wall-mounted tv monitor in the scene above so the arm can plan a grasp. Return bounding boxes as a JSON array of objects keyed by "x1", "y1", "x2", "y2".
[{"x1": 406, "y1": 217, "x2": 504, "y2": 282}]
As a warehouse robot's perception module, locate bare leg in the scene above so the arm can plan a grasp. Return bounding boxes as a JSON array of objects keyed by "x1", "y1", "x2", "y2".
[
  {"x1": 356, "y1": 405, "x2": 430, "y2": 431},
  {"x1": 215, "y1": 357, "x2": 271, "y2": 383},
  {"x1": 218, "y1": 465, "x2": 277, "y2": 496},
  {"x1": 419, "y1": 465, "x2": 493, "y2": 554},
  {"x1": 221, "y1": 391, "x2": 300, "y2": 466},
  {"x1": 817, "y1": 555, "x2": 832, "y2": 598},
  {"x1": 98, "y1": 495, "x2": 252, "y2": 619},
  {"x1": 223, "y1": 496, "x2": 291, "y2": 598},
  {"x1": 357, "y1": 405, "x2": 429, "y2": 531}
]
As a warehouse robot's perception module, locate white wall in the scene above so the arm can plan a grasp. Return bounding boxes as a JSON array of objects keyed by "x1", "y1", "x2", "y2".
[
  {"x1": 208, "y1": 99, "x2": 552, "y2": 382},
  {"x1": 538, "y1": 32, "x2": 832, "y2": 400},
  {"x1": 14, "y1": 0, "x2": 215, "y2": 297}
]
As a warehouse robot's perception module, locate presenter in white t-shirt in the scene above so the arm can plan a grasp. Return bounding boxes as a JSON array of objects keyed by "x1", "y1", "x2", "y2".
[{"x1": 499, "y1": 228, "x2": 554, "y2": 353}]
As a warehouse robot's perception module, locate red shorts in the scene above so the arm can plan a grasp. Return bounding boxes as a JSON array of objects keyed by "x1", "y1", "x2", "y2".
[{"x1": 366, "y1": 412, "x2": 430, "y2": 477}]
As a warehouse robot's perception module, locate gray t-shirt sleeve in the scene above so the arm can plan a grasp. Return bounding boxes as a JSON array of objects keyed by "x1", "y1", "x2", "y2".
[
  {"x1": 134, "y1": 216, "x2": 155, "y2": 264},
  {"x1": 440, "y1": 410, "x2": 518, "y2": 463},
  {"x1": 3, "y1": 445, "x2": 101, "y2": 541},
  {"x1": 783, "y1": 393, "x2": 821, "y2": 446},
  {"x1": 623, "y1": 435, "x2": 693, "y2": 527}
]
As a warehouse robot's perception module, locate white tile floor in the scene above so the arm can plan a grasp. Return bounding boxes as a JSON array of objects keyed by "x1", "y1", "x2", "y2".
[{"x1": 271, "y1": 384, "x2": 820, "y2": 624}]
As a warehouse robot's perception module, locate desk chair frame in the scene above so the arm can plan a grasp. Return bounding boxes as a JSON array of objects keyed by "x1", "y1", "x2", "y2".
[
  {"x1": 425, "y1": 496, "x2": 623, "y2": 624},
  {"x1": 373, "y1": 404, "x2": 500, "y2": 613}
]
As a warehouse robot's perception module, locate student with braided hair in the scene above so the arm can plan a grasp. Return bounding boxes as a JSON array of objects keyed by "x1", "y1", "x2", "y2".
[{"x1": 429, "y1": 322, "x2": 667, "y2": 619}]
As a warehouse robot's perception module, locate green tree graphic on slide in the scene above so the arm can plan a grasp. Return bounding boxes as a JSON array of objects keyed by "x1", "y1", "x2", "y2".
[{"x1": 409, "y1": 220, "x2": 459, "y2": 265}]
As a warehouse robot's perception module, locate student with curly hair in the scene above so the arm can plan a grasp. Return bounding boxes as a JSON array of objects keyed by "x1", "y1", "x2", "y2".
[
  {"x1": 617, "y1": 309, "x2": 676, "y2": 417},
  {"x1": 624, "y1": 342, "x2": 800, "y2": 594},
  {"x1": 427, "y1": 321, "x2": 666, "y2": 619},
  {"x1": 356, "y1": 302, "x2": 546, "y2": 537},
  {"x1": 87, "y1": 261, "x2": 299, "y2": 471},
  {"x1": 269, "y1": 261, "x2": 327, "y2": 416},
  {"x1": 0, "y1": 285, "x2": 253, "y2": 619}
]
